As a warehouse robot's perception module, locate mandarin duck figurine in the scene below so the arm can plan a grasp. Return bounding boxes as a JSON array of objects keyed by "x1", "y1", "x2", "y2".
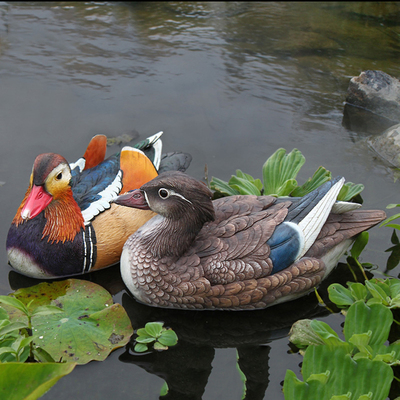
[
  {"x1": 6, "y1": 132, "x2": 192, "y2": 279},
  {"x1": 113, "y1": 171, "x2": 386, "y2": 310}
]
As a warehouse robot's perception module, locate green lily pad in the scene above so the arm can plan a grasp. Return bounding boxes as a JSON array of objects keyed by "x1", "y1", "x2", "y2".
[
  {"x1": 1, "y1": 279, "x2": 133, "y2": 364},
  {"x1": 0, "y1": 362, "x2": 76, "y2": 400}
]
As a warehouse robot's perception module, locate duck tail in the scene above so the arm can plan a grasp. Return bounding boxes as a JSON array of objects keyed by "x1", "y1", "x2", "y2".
[
  {"x1": 287, "y1": 177, "x2": 345, "y2": 258},
  {"x1": 134, "y1": 131, "x2": 163, "y2": 170}
]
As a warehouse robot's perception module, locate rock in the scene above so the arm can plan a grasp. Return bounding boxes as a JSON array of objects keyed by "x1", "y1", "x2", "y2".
[
  {"x1": 343, "y1": 70, "x2": 400, "y2": 135},
  {"x1": 368, "y1": 123, "x2": 400, "y2": 168}
]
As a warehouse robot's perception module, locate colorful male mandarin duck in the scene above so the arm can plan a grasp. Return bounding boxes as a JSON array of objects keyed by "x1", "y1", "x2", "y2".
[
  {"x1": 6, "y1": 133, "x2": 192, "y2": 279},
  {"x1": 113, "y1": 171, "x2": 386, "y2": 310}
]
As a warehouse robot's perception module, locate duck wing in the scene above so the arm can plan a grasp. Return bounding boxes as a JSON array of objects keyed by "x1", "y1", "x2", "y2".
[
  {"x1": 183, "y1": 196, "x2": 290, "y2": 285},
  {"x1": 71, "y1": 154, "x2": 122, "y2": 224}
]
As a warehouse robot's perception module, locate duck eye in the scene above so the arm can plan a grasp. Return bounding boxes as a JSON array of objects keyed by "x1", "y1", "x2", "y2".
[
  {"x1": 56, "y1": 172, "x2": 63, "y2": 180},
  {"x1": 158, "y1": 188, "x2": 170, "y2": 199}
]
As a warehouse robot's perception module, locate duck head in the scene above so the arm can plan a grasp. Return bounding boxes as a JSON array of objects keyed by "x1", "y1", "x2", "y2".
[
  {"x1": 114, "y1": 171, "x2": 215, "y2": 225},
  {"x1": 20, "y1": 153, "x2": 73, "y2": 220},
  {"x1": 13, "y1": 153, "x2": 84, "y2": 243}
]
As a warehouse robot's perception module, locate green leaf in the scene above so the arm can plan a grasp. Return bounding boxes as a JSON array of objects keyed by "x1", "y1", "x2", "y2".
[
  {"x1": 356, "y1": 394, "x2": 373, "y2": 400},
  {"x1": 289, "y1": 319, "x2": 326, "y2": 348},
  {"x1": 337, "y1": 182, "x2": 364, "y2": 202},
  {"x1": 350, "y1": 232, "x2": 369, "y2": 259},
  {"x1": 158, "y1": 330, "x2": 178, "y2": 347},
  {"x1": 0, "y1": 347, "x2": 17, "y2": 356},
  {"x1": 144, "y1": 322, "x2": 164, "y2": 338},
  {"x1": 32, "y1": 347, "x2": 56, "y2": 363},
  {"x1": 365, "y1": 281, "x2": 390, "y2": 305},
  {"x1": 384, "y1": 223, "x2": 400, "y2": 230},
  {"x1": 136, "y1": 328, "x2": 153, "y2": 338},
  {"x1": 209, "y1": 177, "x2": 240, "y2": 196},
  {"x1": 296, "y1": 345, "x2": 392, "y2": 400},
  {"x1": 0, "y1": 322, "x2": 28, "y2": 337},
  {"x1": 386, "y1": 204, "x2": 400, "y2": 209},
  {"x1": 291, "y1": 167, "x2": 332, "y2": 197},
  {"x1": 328, "y1": 284, "x2": 355, "y2": 307},
  {"x1": 388, "y1": 279, "x2": 400, "y2": 298},
  {"x1": 235, "y1": 170, "x2": 263, "y2": 192},
  {"x1": 310, "y1": 320, "x2": 343, "y2": 347},
  {"x1": 153, "y1": 341, "x2": 168, "y2": 351},
  {"x1": 31, "y1": 305, "x2": 64, "y2": 317},
  {"x1": 229, "y1": 176, "x2": 262, "y2": 195},
  {"x1": 262, "y1": 148, "x2": 305, "y2": 196},
  {"x1": 136, "y1": 336, "x2": 156, "y2": 344},
  {"x1": 347, "y1": 282, "x2": 368, "y2": 302},
  {"x1": 380, "y1": 213, "x2": 400, "y2": 227},
  {"x1": 160, "y1": 382, "x2": 169, "y2": 397},
  {"x1": 344, "y1": 302, "x2": 392, "y2": 346},
  {"x1": 0, "y1": 362, "x2": 76, "y2": 400},
  {"x1": 134, "y1": 343, "x2": 149, "y2": 353},
  {"x1": 330, "y1": 394, "x2": 351, "y2": 400},
  {"x1": 3, "y1": 279, "x2": 133, "y2": 365},
  {"x1": 0, "y1": 296, "x2": 29, "y2": 316}
]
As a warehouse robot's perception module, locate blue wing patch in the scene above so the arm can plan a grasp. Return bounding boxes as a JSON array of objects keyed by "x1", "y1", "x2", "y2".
[
  {"x1": 268, "y1": 222, "x2": 302, "y2": 274},
  {"x1": 70, "y1": 154, "x2": 121, "y2": 222}
]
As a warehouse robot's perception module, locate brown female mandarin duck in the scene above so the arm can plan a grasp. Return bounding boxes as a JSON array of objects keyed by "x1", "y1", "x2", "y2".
[
  {"x1": 6, "y1": 132, "x2": 192, "y2": 279},
  {"x1": 113, "y1": 171, "x2": 386, "y2": 310}
]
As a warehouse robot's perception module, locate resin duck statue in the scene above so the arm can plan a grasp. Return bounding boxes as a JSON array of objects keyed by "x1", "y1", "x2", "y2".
[
  {"x1": 6, "y1": 132, "x2": 192, "y2": 279},
  {"x1": 113, "y1": 171, "x2": 386, "y2": 310}
]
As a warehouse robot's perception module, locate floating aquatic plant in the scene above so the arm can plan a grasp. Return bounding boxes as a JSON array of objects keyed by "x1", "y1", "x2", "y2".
[
  {"x1": 134, "y1": 322, "x2": 178, "y2": 353},
  {"x1": 0, "y1": 279, "x2": 133, "y2": 365},
  {"x1": 284, "y1": 277, "x2": 400, "y2": 400},
  {"x1": 210, "y1": 148, "x2": 364, "y2": 201}
]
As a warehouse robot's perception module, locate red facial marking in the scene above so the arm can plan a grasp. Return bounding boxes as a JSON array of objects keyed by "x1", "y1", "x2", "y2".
[{"x1": 21, "y1": 185, "x2": 53, "y2": 220}]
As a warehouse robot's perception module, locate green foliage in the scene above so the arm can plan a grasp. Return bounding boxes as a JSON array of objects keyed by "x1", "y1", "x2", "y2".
[
  {"x1": 286, "y1": 277, "x2": 400, "y2": 400},
  {"x1": 0, "y1": 279, "x2": 133, "y2": 364},
  {"x1": 134, "y1": 322, "x2": 178, "y2": 353},
  {"x1": 380, "y1": 204, "x2": 400, "y2": 271},
  {"x1": 210, "y1": 148, "x2": 364, "y2": 201},
  {"x1": 328, "y1": 278, "x2": 400, "y2": 310},
  {"x1": 285, "y1": 300, "x2": 396, "y2": 400},
  {"x1": 0, "y1": 295, "x2": 61, "y2": 363},
  {"x1": 0, "y1": 362, "x2": 76, "y2": 400}
]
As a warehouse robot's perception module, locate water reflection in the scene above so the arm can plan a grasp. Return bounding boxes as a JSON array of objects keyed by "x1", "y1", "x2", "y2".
[{"x1": 116, "y1": 263, "x2": 362, "y2": 400}]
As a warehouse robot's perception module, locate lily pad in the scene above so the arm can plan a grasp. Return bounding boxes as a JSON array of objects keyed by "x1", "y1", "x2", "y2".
[
  {"x1": 1, "y1": 279, "x2": 133, "y2": 364},
  {"x1": 0, "y1": 362, "x2": 76, "y2": 400}
]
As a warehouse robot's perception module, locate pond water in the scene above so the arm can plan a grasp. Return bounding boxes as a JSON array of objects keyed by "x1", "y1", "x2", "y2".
[{"x1": 1, "y1": 2, "x2": 400, "y2": 399}]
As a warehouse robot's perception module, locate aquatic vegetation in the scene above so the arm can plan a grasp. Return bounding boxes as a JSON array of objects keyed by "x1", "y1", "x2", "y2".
[
  {"x1": 284, "y1": 277, "x2": 400, "y2": 400},
  {"x1": 0, "y1": 296, "x2": 61, "y2": 363},
  {"x1": 210, "y1": 148, "x2": 364, "y2": 201},
  {"x1": 134, "y1": 322, "x2": 178, "y2": 353},
  {"x1": 0, "y1": 295, "x2": 76, "y2": 399},
  {"x1": 380, "y1": 204, "x2": 400, "y2": 272},
  {"x1": 0, "y1": 363, "x2": 76, "y2": 400},
  {"x1": 0, "y1": 279, "x2": 133, "y2": 364}
]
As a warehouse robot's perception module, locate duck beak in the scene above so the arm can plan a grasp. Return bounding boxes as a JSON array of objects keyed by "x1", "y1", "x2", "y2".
[
  {"x1": 112, "y1": 189, "x2": 150, "y2": 210},
  {"x1": 21, "y1": 185, "x2": 53, "y2": 220}
]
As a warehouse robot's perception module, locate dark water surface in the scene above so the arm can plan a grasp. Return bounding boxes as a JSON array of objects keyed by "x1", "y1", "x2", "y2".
[{"x1": 1, "y1": 2, "x2": 400, "y2": 399}]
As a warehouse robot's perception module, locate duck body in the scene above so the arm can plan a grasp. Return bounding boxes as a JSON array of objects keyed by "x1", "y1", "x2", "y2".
[
  {"x1": 6, "y1": 133, "x2": 192, "y2": 279},
  {"x1": 114, "y1": 171, "x2": 386, "y2": 310}
]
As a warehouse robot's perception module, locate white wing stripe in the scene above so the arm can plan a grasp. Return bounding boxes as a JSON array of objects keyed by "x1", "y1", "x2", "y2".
[{"x1": 81, "y1": 170, "x2": 123, "y2": 224}]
